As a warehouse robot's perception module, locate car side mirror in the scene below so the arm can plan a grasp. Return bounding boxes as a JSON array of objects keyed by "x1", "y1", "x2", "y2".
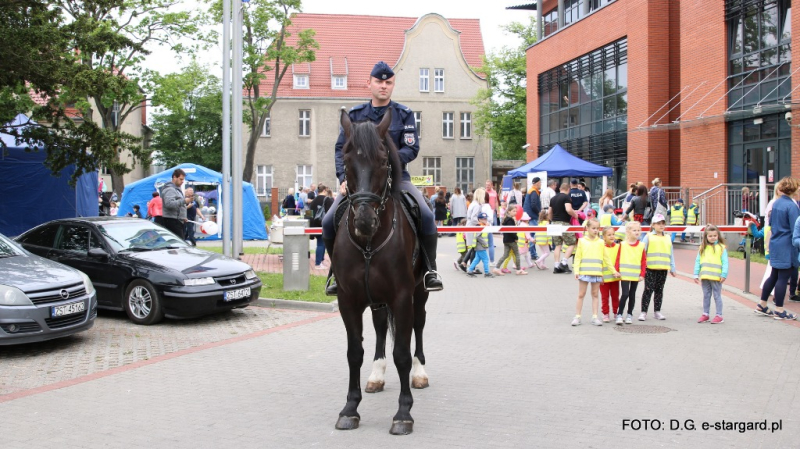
[{"x1": 88, "y1": 248, "x2": 109, "y2": 260}]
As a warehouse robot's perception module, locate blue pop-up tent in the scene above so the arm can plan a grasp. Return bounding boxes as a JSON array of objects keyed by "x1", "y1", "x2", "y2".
[
  {"x1": 117, "y1": 163, "x2": 267, "y2": 240},
  {"x1": 508, "y1": 144, "x2": 613, "y2": 178},
  {"x1": 0, "y1": 114, "x2": 98, "y2": 236}
]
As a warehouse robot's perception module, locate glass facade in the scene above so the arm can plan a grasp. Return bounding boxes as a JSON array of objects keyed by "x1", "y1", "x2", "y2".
[
  {"x1": 538, "y1": 38, "x2": 628, "y2": 193},
  {"x1": 542, "y1": 0, "x2": 617, "y2": 38}
]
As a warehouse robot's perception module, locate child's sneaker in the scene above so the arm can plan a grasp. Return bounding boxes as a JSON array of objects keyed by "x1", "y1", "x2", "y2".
[
  {"x1": 515, "y1": 270, "x2": 528, "y2": 275},
  {"x1": 536, "y1": 261, "x2": 547, "y2": 270},
  {"x1": 571, "y1": 316, "x2": 581, "y2": 326},
  {"x1": 602, "y1": 314, "x2": 610, "y2": 323},
  {"x1": 501, "y1": 268, "x2": 511, "y2": 274},
  {"x1": 466, "y1": 271, "x2": 478, "y2": 277},
  {"x1": 615, "y1": 314, "x2": 623, "y2": 325},
  {"x1": 492, "y1": 268, "x2": 505, "y2": 276},
  {"x1": 773, "y1": 310, "x2": 797, "y2": 320},
  {"x1": 710, "y1": 315, "x2": 724, "y2": 324},
  {"x1": 591, "y1": 317, "x2": 603, "y2": 326},
  {"x1": 638, "y1": 312, "x2": 646, "y2": 321},
  {"x1": 625, "y1": 314, "x2": 633, "y2": 324},
  {"x1": 453, "y1": 261, "x2": 460, "y2": 271},
  {"x1": 697, "y1": 314, "x2": 710, "y2": 323},
  {"x1": 654, "y1": 311, "x2": 666, "y2": 320},
  {"x1": 754, "y1": 304, "x2": 774, "y2": 316},
  {"x1": 484, "y1": 273, "x2": 495, "y2": 278}
]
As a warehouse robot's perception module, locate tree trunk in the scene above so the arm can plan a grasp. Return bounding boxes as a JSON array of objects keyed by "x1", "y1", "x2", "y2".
[{"x1": 242, "y1": 119, "x2": 260, "y2": 184}]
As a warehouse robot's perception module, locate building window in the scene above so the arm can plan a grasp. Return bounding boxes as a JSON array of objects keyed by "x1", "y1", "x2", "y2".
[
  {"x1": 296, "y1": 165, "x2": 313, "y2": 189},
  {"x1": 299, "y1": 110, "x2": 311, "y2": 136},
  {"x1": 456, "y1": 157, "x2": 474, "y2": 194},
  {"x1": 261, "y1": 114, "x2": 271, "y2": 137},
  {"x1": 332, "y1": 75, "x2": 346, "y2": 89},
  {"x1": 442, "y1": 112, "x2": 454, "y2": 138},
  {"x1": 543, "y1": 8, "x2": 559, "y2": 37},
  {"x1": 293, "y1": 74, "x2": 309, "y2": 89},
  {"x1": 434, "y1": 69, "x2": 445, "y2": 92},
  {"x1": 414, "y1": 111, "x2": 422, "y2": 138},
  {"x1": 423, "y1": 157, "x2": 441, "y2": 185},
  {"x1": 460, "y1": 112, "x2": 472, "y2": 139},
  {"x1": 419, "y1": 68, "x2": 430, "y2": 92},
  {"x1": 727, "y1": 0, "x2": 792, "y2": 110},
  {"x1": 256, "y1": 165, "x2": 273, "y2": 196}
]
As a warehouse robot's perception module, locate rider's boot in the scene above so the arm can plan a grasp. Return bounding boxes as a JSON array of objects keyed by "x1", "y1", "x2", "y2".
[
  {"x1": 420, "y1": 234, "x2": 443, "y2": 292},
  {"x1": 323, "y1": 237, "x2": 338, "y2": 296}
]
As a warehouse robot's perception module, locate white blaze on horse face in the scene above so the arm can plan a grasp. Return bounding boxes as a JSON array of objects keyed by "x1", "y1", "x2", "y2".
[{"x1": 368, "y1": 357, "x2": 387, "y2": 384}]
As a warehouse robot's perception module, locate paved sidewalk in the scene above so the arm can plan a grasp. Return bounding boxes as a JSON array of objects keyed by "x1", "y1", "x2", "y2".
[{"x1": 3, "y1": 236, "x2": 799, "y2": 448}]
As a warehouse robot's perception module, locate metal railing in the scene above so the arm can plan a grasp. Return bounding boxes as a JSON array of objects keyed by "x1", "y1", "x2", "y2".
[{"x1": 689, "y1": 183, "x2": 774, "y2": 225}]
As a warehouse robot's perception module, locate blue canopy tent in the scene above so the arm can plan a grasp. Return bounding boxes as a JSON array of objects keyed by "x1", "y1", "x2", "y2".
[
  {"x1": 0, "y1": 114, "x2": 98, "y2": 236},
  {"x1": 117, "y1": 163, "x2": 267, "y2": 240},
  {"x1": 508, "y1": 144, "x2": 613, "y2": 178}
]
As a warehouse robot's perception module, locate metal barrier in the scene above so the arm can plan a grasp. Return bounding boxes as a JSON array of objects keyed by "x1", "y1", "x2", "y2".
[
  {"x1": 283, "y1": 219, "x2": 309, "y2": 291},
  {"x1": 690, "y1": 183, "x2": 774, "y2": 225}
]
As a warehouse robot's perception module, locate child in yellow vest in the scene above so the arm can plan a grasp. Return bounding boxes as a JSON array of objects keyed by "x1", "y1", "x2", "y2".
[
  {"x1": 454, "y1": 220, "x2": 470, "y2": 272},
  {"x1": 600, "y1": 226, "x2": 621, "y2": 322},
  {"x1": 571, "y1": 218, "x2": 618, "y2": 326},
  {"x1": 615, "y1": 221, "x2": 647, "y2": 325},
  {"x1": 534, "y1": 210, "x2": 551, "y2": 270},
  {"x1": 639, "y1": 214, "x2": 677, "y2": 321},
  {"x1": 517, "y1": 213, "x2": 534, "y2": 269},
  {"x1": 694, "y1": 224, "x2": 728, "y2": 323}
]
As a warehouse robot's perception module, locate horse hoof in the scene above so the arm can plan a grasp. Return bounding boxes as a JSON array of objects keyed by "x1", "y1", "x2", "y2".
[
  {"x1": 365, "y1": 381, "x2": 385, "y2": 393},
  {"x1": 335, "y1": 416, "x2": 360, "y2": 430},
  {"x1": 389, "y1": 420, "x2": 414, "y2": 435},
  {"x1": 412, "y1": 377, "x2": 429, "y2": 389}
]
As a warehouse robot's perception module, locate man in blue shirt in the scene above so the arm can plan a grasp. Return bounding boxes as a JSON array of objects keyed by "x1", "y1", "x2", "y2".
[{"x1": 322, "y1": 61, "x2": 443, "y2": 294}]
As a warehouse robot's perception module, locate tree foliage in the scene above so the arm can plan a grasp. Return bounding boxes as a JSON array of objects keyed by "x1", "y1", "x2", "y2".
[
  {"x1": 472, "y1": 17, "x2": 537, "y2": 161},
  {"x1": 149, "y1": 62, "x2": 223, "y2": 171}
]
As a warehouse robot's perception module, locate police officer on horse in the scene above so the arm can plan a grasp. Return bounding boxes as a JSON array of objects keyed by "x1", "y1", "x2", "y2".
[{"x1": 322, "y1": 61, "x2": 444, "y2": 294}]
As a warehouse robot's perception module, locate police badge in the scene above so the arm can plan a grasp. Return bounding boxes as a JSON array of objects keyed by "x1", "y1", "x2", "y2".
[{"x1": 404, "y1": 133, "x2": 416, "y2": 146}]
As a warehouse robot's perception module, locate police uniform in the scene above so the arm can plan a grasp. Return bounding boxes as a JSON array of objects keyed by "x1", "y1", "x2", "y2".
[{"x1": 322, "y1": 61, "x2": 442, "y2": 293}]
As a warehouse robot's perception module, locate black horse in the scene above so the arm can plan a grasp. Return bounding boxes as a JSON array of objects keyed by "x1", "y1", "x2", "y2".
[{"x1": 333, "y1": 108, "x2": 429, "y2": 435}]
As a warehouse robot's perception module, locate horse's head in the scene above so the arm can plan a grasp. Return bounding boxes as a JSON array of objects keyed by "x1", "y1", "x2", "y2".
[{"x1": 340, "y1": 108, "x2": 395, "y2": 239}]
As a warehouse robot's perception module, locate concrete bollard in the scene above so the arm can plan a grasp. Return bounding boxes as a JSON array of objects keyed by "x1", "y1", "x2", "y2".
[{"x1": 282, "y1": 219, "x2": 309, "y2": 291}]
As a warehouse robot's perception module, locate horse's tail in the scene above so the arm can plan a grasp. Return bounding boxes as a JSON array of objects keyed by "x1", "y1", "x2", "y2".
[{"x1": 387, "y1": 307, "x2": 396, "y2": 344}]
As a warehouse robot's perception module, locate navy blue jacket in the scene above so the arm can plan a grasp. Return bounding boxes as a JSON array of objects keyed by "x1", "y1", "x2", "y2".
[
  {"x1": 523, "y1": 189, "x2": 541, "y2": 220},
  {"x1": 335, "y1": 100, "x2": 418, "y2": 183}
]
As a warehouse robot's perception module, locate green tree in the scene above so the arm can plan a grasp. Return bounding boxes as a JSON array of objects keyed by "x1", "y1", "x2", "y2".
[
  {"x1": 472, "y1": 17, "x2": 537, "y2": 161},
  {"x1": 149, "y1": 62, "x2": 223, "y2": 171}
]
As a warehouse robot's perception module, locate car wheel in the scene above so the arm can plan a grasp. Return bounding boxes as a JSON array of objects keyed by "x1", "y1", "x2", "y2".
[{"x1": 124, "y1": 279, "x2": 164, "y2": 325}]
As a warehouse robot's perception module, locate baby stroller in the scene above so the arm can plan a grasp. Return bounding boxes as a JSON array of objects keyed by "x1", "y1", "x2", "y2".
[{"x1": 734, "y1": 210, "x2": 764, "y2": 254}]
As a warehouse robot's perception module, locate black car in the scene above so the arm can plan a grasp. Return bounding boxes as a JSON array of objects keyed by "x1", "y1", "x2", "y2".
[{"x1": 16, "y1": 217, "x2": 262, "y2": 325}]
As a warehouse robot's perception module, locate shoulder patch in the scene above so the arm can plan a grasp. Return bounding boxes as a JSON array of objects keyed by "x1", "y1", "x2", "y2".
[
  {"x1": 404, "y1": 132, "x2": 416, "y2": 146},
  {"x1": 350, "y1": 103, "x2": 367, "y2": 111}
]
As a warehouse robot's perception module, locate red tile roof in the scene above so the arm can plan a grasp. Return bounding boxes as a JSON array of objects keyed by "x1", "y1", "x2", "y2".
[{"x1": 259, "y1": 13, "x2": 485, "y2": 99}]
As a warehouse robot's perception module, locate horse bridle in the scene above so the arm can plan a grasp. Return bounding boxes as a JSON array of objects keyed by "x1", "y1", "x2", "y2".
[{"x1": 345, "y1": 163, "x2": 392, "y2": 218}]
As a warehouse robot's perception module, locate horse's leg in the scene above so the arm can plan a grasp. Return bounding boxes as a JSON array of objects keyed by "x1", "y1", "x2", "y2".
[
  {"x1": 412, "y1": 287, "x2": 430, "y2": 389},
  {"x1": 366, "y1": 305, "x2": 389, "y2": 393},
  {"x1": 335, "y1": 304, "x2": 365, "y2": 431},
  {"x1": 389, "y1": 297, "x2": 415, "y2": 435}
]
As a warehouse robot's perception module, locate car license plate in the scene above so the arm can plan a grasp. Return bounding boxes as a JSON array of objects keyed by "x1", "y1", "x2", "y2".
[
  {"x1": 51, "y1": 301, "x2": 85, "y2": 318},
  {"x1": 224, "y1": 287, "x2": 251, "y2": 302}
]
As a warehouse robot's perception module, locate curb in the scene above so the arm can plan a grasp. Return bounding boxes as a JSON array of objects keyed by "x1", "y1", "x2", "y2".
[{"x1": 253, "y1": 297, "x2": 339, "y2": 313}]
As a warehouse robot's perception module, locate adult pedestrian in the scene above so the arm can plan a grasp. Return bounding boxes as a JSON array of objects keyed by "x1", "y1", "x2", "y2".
[
  {"x1": 159, "y1": 168, "x2": 187, "y2": 239},
  {"x1": 569, "y1": 179, "x2": 588, "y2": 221},
  {"x1": 147, "y1": 192, "x2": 163, "y2": 225},
  {"x1": 649, "y1": 177, "x2": 668, "y2": 217},
  {"x1": 741, "y1": 186, "x2": 758, "y2": 212},
  {"x1": 184, "y1": 187, "x2": 205, "y2": 246},
  {"x1": 434, "y1": 190, "x2": 448, "y2": 231},
  {"x1": 463, "y1": 187, "x2": 486, "y2": 270},
  {"x1": 307, "y1": 184, "x2": 317, "y2": 202},
  {"x1": 541, "y1": 179, "x2": 558, "y2": 212},
  {"x1": 449, "y1": 187, "x2": 467, "y2": 226},
  {"x1": 549, "y1": 183, "x2": 579, "y2": 273},
  {"x1": 505, "y1": 181, "x2": 523, "y2": 207},
  {"x1": 523, "y1": 177, "x2": 542, "y2": 259},
  {"x1": 757, "y1": 177, "x2": 800, "y2": 320},
  {"x1": 283, "y1": 188, "x2": 297, "y2": 215},
  {"x1": 625, "y1": 184, "x2": 651, "y2": 225},
  {"x1": 486, "y1": 180, "x2": 499, "y2": 224},
  {"x1": 309, "y1": 184, "x2": 334, "y2": 269},
  {"x1": 480, "y1": 190, "x2": 497, "y2": 262},
  {"x1": 322, "y1": 61, "x2": 443, "y2": 293},
  {"x1": 598, "y1": 188, "x2": 614, "y2": 218}
]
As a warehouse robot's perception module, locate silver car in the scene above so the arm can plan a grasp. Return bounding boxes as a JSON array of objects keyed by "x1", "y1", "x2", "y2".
[{"x1": 0, "y1": 232, "x2": 97, "y2": 345}]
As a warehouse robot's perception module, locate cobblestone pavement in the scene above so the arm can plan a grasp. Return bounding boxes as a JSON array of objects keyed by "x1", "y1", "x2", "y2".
[
  {"x1": 0, "y1": 307, "x2": 327, "y2": 396},
  {"x1": 2, "y1": 237, "x2": 800, "y2": 448}
]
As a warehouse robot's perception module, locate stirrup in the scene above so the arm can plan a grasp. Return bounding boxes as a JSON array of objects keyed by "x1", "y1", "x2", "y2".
[
  {"x1": 423, "y1": 270, "x2": 443, "y2": 292},
  {"x1": 325, "y1": 272, "x2": 338, "y2": 296}
]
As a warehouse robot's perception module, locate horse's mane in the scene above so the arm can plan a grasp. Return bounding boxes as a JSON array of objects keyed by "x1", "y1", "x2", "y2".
[{"x1": 349, "y1": 120, "x2": 403, "y2": 195}]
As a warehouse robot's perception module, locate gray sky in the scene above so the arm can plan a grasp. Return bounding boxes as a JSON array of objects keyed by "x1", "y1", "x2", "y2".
[{"x1": 144, "y1": 1, "x2": 533, "y2": 76}]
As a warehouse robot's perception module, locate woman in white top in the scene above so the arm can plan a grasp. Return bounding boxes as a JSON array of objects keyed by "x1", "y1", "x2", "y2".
[
  {"x1": 449, "y1": 187, "x2": 468, "y2": 226},
  {"x1": 480, "y1": 190, "x2": 497, "y2": 262}
]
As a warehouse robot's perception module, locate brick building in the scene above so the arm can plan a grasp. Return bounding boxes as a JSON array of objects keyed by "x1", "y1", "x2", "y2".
[
  {"x1": 523, "y1": 0, "x2": 798, "y2": 200},
  {"x1": 251, "y1": 13, "x2": 491, "y2": 198}
]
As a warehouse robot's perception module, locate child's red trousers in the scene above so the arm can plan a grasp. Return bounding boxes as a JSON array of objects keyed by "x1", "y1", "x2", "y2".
[{"x1": 600, "y1": 281, "x2": 620, "y2": 315}]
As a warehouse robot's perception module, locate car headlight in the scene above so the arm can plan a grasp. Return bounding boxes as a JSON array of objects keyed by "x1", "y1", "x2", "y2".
[
  {"x1": 244, "y1": 270, "x2": 257, "y2": 280},
  {"x1": 78, "y1": 270, "x2": 96, "y2": 296},
  {"x1": 0, "y1": 284, "x2": 34, "y2": 306},
  {"x1": 184, "y1": 277, "x2": 215, "y2": 286}
]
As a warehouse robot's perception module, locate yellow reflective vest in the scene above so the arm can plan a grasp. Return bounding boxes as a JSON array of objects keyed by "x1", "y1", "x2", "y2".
[
  {"x1": 536, "y1": 220, "x2": 551, "y2": 245},
  {"x1": 600, "y1": 214, "x2": 612, "y2": 227},
  {"x1": 456, "y1": 232, "x2": 467, "y2": 253},
  {"x1": 670, "y1": 205, "x2": 686, "y2": 225},
  {"x1": 574, "y1": 237, "x2": 606, "y2": 277},
  {"x1": 603, "y1": 243, "x2": 621, "y2": 283},
  {"x1": 517, "y1": 232, "x2": 528, "y2": 250},
  {"x1": 699, "y1": 244, "x2": 724, "y2": 281},
  {"x1": 687, "y1": 204, "x2": 698, "y2": 225},
  {"x1": 619, "y1": 241, "x2": 646, "y2": 281},
  {"x1": 646, "y1": 233, "x2": 672, "y2": 270}
]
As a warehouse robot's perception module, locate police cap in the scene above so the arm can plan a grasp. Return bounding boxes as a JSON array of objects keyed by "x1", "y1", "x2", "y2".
[{"x1": 370, "y1": 61, "x2": 395, "y2": 80}]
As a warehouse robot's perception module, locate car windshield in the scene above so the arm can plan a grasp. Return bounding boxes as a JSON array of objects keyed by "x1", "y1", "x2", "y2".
[
  {"x1": 98, "y1": 222, "x2": 190, "y2": 252},
  {"x1": 0, "y1": 233, "x2": 25, "y2": 258}
]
